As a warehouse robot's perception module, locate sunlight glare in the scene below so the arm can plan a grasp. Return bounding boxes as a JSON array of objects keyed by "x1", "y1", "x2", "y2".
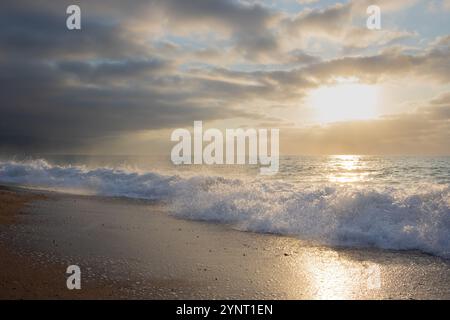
[{"x1": 308, "y1": 83, "x2": 379, "y2": 123}]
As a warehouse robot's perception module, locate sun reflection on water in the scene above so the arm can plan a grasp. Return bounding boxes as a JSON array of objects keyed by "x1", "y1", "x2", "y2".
[
  {"x1": 327, "y1": 155, "x2": 370, "y2": 183},
  {"x1": 302, "y1": 251, "x2": 356, "y2": 299},
  {"x1": 293, "y1": 249, "x2": 380, "y2": 300}
]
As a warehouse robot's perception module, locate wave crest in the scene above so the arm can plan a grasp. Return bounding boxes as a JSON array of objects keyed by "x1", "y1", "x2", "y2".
[{"x1": 1, "y1": 159, "x2": 449, "y2": 258}]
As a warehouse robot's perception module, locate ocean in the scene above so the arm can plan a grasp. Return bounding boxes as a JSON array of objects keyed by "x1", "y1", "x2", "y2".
[{"x1": 0, "y1": 155, "x2": 449, "y2": 258}]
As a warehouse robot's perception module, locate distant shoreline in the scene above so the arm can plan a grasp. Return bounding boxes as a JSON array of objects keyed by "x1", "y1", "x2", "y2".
[{"x1": 1, "y1": 184, "x2": 450, "y2": 300}]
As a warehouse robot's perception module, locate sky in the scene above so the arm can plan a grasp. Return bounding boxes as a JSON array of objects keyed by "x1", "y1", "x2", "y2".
[{"x1": 0, "y1": 0, "x2": 449, "y2": 155}]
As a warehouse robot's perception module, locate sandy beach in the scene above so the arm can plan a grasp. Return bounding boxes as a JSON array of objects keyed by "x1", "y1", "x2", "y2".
[{"x1": 0, "y1": 185, "x2": 449, "y2": 300}]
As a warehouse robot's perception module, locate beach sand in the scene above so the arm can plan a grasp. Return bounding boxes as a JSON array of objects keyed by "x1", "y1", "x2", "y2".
[{"x1": 0, "y1": 185, "x2": 449, "y2": 299}]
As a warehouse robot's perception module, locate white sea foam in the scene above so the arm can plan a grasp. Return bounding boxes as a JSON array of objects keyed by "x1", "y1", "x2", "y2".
[{"x1": 1, "y1": 159, "x2": 449, "y2": 258}]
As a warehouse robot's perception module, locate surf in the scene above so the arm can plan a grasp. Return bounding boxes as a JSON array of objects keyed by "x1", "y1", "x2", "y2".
[{"x1": 0, "y1": 158, "x2": 449, "y2": 259}]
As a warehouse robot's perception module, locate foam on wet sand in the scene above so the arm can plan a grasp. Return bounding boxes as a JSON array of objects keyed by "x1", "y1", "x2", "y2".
[{"x1": 0, "y1": 186, "x2": 449, "y2": 299}]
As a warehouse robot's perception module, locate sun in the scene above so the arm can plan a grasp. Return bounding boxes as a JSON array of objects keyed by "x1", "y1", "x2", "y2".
[{"x1": 308, "y1": 81, "x2": 379, "y2": 123}]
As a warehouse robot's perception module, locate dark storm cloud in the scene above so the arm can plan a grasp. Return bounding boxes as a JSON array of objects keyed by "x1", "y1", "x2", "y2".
[
  {"x1": 0, "y1": 2, "x2": 147, "y2": 60},
  {"x1": 0, "y1": 0, "x2": 277, "y2": 152},
  {"x1": 57, "y1": 59, "x2": 171, "y2": 84},
  {"x1": 0, "y1": 58, "x2": 257, "y2": 152},
  {"x1": 0, "y1": 0, "x2": 278, "y2": 59}
]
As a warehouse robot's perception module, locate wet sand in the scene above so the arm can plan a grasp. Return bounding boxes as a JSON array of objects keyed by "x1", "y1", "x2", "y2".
[
  {"x1": 0, "y1": 185, "x2": 449, "y2": 299},
  {"x1": 0, "y1": 186, "x2": 133, "y2": 299}
]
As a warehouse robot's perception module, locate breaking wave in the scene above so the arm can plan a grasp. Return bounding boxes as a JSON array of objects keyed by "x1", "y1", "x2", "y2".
[{"x1": 1, "y1": 159, "x2": 449, "y2": 258}]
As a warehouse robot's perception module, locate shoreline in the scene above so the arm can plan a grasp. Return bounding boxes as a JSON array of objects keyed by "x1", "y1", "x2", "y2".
[{"x1": 1, "y1": 185, "x2": 450, "y2": 299}]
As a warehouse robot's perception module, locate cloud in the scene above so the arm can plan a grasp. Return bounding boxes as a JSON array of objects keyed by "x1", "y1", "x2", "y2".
[
  {"x1": 0, "y1": 3, "x2": 148, "y2": 60},
  {"x1": 0, "y1": 58, "x2": 256, "y2": 152},
  {"x1": 0, "y1": 0, "x2": 276, "y2": 152},
  {"x1": 428, "y1": 0, "x2": 450, "y2": 12},
  {"x1": 297, "y1": 0, "x2": 319, "y2": 4},
  {"x1": 282, "y1": 101, "x2": 450, "y2": 155},
  {"x1": 57, "y1": 59, "x2": 172, "y2": 85},
  {"x1": 0, "y1": 0, "x2": 447, "y2": 155},
  {"x1": 281, "y1": 0, "x2": 418, "y2": 52},
  {"x1": 0, "y1": 0, "x2": 280, "y2": 62},
  {"x1": 431, "y1": 92, "x2": 450, "y2": 105},
  {"x1": 284, "y1": 2, "x2": 352, "y2": 38},
  {"x1": 158, "y1": 0, "x2": 278, "y2": 59},
  {"x1": 302, "y1": 36, "x2": 450, "y2": 84},
  {"x1": 342, "y1": 28, "x2": 417, "y2": 52}
]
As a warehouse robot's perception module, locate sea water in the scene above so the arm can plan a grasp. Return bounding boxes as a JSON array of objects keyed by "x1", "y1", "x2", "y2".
[{"x1": 0, "y1": 155, "x2": 449, "y2": 258}]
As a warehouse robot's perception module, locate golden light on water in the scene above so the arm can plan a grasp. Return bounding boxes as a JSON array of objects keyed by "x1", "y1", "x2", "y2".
[
  {"x1": 327, "y1": 155, "x2": 370, "y2": 183},
  {"x1": 301, "y1": 251, "x2": 357, "y2": 300},
  {"x1": 308, "y1": 82, "x2": 379, "y2": 123},
  {"x1": 291, "y1": 249, "x2": 381, "y2": 300}
]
